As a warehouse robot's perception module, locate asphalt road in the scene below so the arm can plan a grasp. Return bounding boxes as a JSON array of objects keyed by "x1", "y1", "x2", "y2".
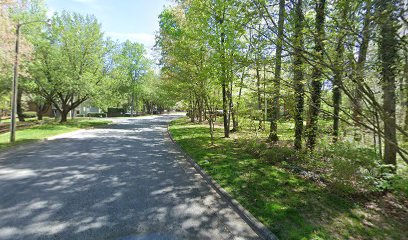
[{"x1": 0, "y1": 114, "x2": 261, "y2": 240}]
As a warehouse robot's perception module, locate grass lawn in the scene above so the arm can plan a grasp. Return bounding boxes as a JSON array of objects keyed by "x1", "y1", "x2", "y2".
[
  {"x1": 0, "y1": 118, "x2": 111, "y2": 150},
  {"x1": 169, "y1": 117, "x2": 408, "y2": 240}
]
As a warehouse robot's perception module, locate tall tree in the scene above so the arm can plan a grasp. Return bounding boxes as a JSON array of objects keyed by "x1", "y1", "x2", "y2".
[
  {"x1": 269, "y1": 0, "x2": 285, "y2": 142},
  {"x1": 293, "y1": 0, "x2": 305, "y2": 150},
  {"x1": 352, "y1": 0, "x2": 372, "y2": 141},
  {"x1": 306, "y1": 0, "x2": 326, "y2": 150},
  {"x1": 331, "y1": 0, "x2": 349, "y2": 142},
  {"x1": 30, "y1": 12, "x2": 105, "y2": 122},
  {"x1": 377, "y1": 0, "x2": 399, "y2": 167},
  {"x1": 114, "y1": 41, "x2": 149, "y2": 116}
]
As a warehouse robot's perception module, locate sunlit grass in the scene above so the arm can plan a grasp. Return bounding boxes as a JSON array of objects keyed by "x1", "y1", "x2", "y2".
[
  {"x1": 169, "y1": 117, "x2": 408, "y2": 240},
  {"x1": 0, "y1": 118, "x2": 111, "y2": 150}
]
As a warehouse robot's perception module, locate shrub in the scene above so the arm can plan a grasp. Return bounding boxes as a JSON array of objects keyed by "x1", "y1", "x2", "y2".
[
  {"x1": 238, "y1": 139, "x2": 267, "y2": 157},
  {"x1": 260, "y1": 146, "x2": 298, "y2": 163},
  {"x1": 318, "y1": 143, "x2": 390, "y2": 194},
  {"x1": 22, "y1": 111, "x2": 37, "y2": 118},
  {"x1": 237, "y1": 138, "x2": 299, "y2": 164},
  {"x1": 107, "y1": 108, "x2": 125, "y2": 117},
  {"x1": 238, "y1": 137, "x2": 399, "y2": 195},
  {"x1": 392, "y1": 171, "x2": 408, "y2": 198},
  {"x1": 87, "y1": 112, "x2": 106, "y2": 118}
]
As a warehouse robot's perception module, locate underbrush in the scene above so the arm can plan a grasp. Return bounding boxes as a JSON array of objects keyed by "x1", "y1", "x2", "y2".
[
  {"x1": 169, "y1": 117, "x2": 408, "y2": 239},
  {"x1": 238, "y1": 138, "x2": 406, "y2": 198}
]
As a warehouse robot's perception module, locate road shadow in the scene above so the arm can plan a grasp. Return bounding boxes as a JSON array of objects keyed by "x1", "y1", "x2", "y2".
[{"x1": 0, "y1": 115, "x2": 259, "y2": 240}]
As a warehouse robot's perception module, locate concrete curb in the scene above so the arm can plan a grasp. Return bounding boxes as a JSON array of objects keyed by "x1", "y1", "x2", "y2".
[{"x1": 166, "y1": 124, "x2": 279, "y2": 240}]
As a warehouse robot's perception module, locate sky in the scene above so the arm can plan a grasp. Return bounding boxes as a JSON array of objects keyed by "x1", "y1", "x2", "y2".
[{"x1": 46, "y1": 0, "x2": 171, "y2": 56}]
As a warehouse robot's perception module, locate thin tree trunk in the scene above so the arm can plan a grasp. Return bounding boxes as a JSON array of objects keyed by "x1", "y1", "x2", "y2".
[
  {"x1": 190, "y1": 95, "x2": 195, "y2": 123},
  {"x1": 221, "y1": 25, "x2": 229, "y2": 137},
  {"x1": 378, "y1": 0, "x2": 398, "y2": 168},
  {"x1": 198, "y1": 97, "x2": 203, "y2": 122},
  {"x1": 195, "y1": 97, "x2": 200, "y2": 121},
  {"x1": 332, "y1": 1, "x2": 348, "y2": 143},
  {"x1": 306, "y1": 0, "x2": 326, "y2": 150},
  {"x1": 404, "y1": 49, "x2": 408, "y2": 141},
  {"x1": 131, "y1": 91, "x2": 134, "y2": 117},
  {"x1": 235, "y1": 67, "x2": 246, "y2": 131},
  {"x1": 269, "y1": 0, "x2": 285, "y2": 142},
  {"x1": 293, "y1": 0, "x2": 305, "y2": 150},
  {"x1": 17, "y1": 88, "x2": 24, "y2": 122},
  {"x1": 353, "y1": 0, "x2": 372, "y2": 141},
  {"x1": 256, "y1": 65, "x2": 263, "y2": 130},
  {"x1": 230, "y1": 80, "x2": 238, "y2": 132},
  {"x1": 264, "y1": 65, "x2": 268, "y2": 125}
]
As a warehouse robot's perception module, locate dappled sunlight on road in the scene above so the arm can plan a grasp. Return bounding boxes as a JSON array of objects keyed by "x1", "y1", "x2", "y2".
[{"x1": 0, "y1": 115, "x2": 260, "y2": 240}]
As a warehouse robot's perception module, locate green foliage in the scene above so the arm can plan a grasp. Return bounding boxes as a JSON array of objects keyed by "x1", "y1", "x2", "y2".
[
  {"x1": 28, "y1": 11, "x2": 105, "y2": 116},
  {"x1": 21, "y1": 111, "x2": 37, "y2": 118},
  {"x1": 86, "y1": 112, "x2": 106, "y2": 118},
  {"x1": 237, "y1": 120, "x2": 403, "y2": 195},
  {"x1": 392, "y1": 168, "x2": 408, "y2": 198},
  {"x1": 316, "y1": 143, "x2": 394, "y2": 194},
  {"x1": 106, "y1": 107, "x2": 125, "y2": 117},
  {"x1": 169, "y1": 118, "x2": 408, "y2": 239}
]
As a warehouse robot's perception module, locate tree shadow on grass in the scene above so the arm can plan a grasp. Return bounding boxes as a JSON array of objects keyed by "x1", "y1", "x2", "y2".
[{"x1": 170, "y1": 123, "x2": 408, "y2": 240}]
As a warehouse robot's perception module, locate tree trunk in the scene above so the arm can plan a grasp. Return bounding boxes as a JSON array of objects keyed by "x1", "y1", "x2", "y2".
[
  {"x1": 17, "y1": 88, "x2": 25, "y2": 122},
  {"x1": 378, "y1": 0, "x2": 398, "y2": 167},
  {"x1": 306, "y1": 0, "x2": 326, "y2": 151},
  {"x1": 60, "y1": 110, "x2": 68, "y2": 123},
  {"x1": 332, "y1": 1, "x2": 348, "y2": 143},
  {"x1": 256, "y1": 65, "x2": 263, "y2": 130},
  {"x1": 231, "y1": 85, "x2": 238, "y2": 133},
  {"x1": 353, "y1": 0, "x2": 372, "y2": 141},
  {"x1": 404, "y1": 49, "x2": 408, "y2": 141},
  {"x1": 222, "y1": 81, "x2": 229, "y2": 137},
  {"x1": 198, "y1": 98, "x2": 203, "y2": 122},
  {"x1": 130, "y1": 91, "x2": 135, "y2": 117},
  {"x1": 235, "y1": 67, "x2": 246, "y2": 131},
  {"x1": 220, "y1": 23, "x2": 229, "y2": 137},
  {"x1": 189, "y1": 95, "x2": 195, "y2": 123},
  {"x1": 269, "y1": 0, "x2": 285, "y2": 142},
  {"x1": 293, "y1": 0, "x2": 305, "y2": 150}
]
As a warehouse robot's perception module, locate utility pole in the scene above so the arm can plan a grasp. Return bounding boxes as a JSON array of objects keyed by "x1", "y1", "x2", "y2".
[
  {"x1": 10, "y1": 20, "x2": 50, "y2": 142},
  {"x1": 10, "y1": 24, "x2": 21, "y2": 143}
]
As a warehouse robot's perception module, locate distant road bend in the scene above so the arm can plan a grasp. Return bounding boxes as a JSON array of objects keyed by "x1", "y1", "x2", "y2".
[{"x1": 0, "y1": 114, "x2": 261, "y2": 240}]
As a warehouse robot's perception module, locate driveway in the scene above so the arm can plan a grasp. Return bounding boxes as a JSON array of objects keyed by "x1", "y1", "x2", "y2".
[{"x1": 0, "y1": 114, "x2": 261, "y2": 240}]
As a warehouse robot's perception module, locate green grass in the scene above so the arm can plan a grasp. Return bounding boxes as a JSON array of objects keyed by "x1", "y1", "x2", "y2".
[
  {"x1": 0, "y1": 118, "x2": 111, "y2": 150},
  {"x1": 169, "y1": 118, "x2": 408, "y2": 240},
  {"x1": 0, "y1": 117, "x2": 52, "y2": 124}
]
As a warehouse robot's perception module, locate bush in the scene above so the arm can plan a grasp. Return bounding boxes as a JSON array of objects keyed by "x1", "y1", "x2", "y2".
[
  {"x1": 107, "y1": 108, "x2": 125, "y2": 117},
  {"x1": 22, "y1": 111, "x2": 37, "y2": 118},
  {"x1": 392, "y1": 171, "x2": 408, "y2": 198},
  {"x1": 260, "y1": 146, "x2": 298, "y2": 163},
  {"x1": 238, "y1": 137, "x2": 399, "y2": 195},
  {"x1": 237, "y1": 138, "x2": 299, "y2": 164},
  {"x1": 87, "y1": 112, "x2": 106, "y2": 118},
  {"x1": 238, "y1": 139, "x2": 267, "y2": 157},
  {"x1": 317, "y1": 143, "x2": 391, "y2": 194}
]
